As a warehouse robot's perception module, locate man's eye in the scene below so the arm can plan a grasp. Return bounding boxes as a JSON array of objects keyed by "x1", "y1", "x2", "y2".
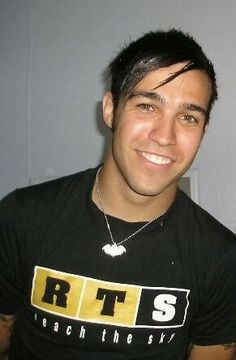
[
  {"x1": 138, "y1": 103, "x2": 154, "y2": 112},
  {"x1": 181, "y1": 114, "x2": 198, "y2": 124}
]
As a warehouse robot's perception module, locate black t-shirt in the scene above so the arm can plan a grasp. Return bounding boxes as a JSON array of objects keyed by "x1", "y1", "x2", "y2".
[{"x1": 0, "y1": 167, "x2": 236, "y2": 359}]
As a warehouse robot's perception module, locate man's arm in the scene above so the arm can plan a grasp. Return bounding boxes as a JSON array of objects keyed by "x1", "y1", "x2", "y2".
[
  {"x1": 0, "y1": 314, "x2": 16, "y2": 358},
  {"x1": 188, "y1": 343, "x2": 236, "y2": 360}
]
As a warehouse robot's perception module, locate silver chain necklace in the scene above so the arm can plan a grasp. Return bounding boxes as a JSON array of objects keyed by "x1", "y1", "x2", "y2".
[{"x1": 95, "y1": 167, "x2": 164, "y2": 257}]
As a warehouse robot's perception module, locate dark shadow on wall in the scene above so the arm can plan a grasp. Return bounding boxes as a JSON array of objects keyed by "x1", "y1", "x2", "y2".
[
  {"x1": 94, "y1": 67, "x2": 112, "y2": 164},
  {"x1": 94, "y1": 100, "x2": 111, "y2": 164}
]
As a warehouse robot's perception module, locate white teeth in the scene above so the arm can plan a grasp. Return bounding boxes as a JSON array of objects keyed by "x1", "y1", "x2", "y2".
[{"x1": 141, "y1": 152, "x2": 171, "y2": 165}]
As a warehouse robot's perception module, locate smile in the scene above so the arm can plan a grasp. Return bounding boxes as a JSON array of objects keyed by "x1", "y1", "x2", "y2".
[{"x1": 140, "y1": 152, "x2": 172, "y2": 165}]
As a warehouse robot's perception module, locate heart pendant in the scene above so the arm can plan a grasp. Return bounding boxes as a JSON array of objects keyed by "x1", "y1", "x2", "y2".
[{"x1": 102, "y1": 244, "x2": 126, "y2": 257}]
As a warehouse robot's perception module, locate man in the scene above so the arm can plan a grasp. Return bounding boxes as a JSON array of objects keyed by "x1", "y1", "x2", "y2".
[{"x1": 0, "y1": 29, "x2": 236, "y2": 360}]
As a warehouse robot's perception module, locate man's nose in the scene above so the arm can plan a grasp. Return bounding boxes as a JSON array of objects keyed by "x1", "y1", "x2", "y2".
[{"x1": 148, "y1": 115, "x2": 176, "y2": 146}]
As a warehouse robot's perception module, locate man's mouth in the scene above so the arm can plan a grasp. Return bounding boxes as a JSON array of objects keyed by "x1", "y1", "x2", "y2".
[{"x1": 140, "y1": 151, "x2": 172, "y2": 165}]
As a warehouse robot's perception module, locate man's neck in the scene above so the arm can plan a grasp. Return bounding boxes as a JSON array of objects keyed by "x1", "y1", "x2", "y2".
[{"x1": 92, "y1": 165, "x2": 177, "y2": 222}]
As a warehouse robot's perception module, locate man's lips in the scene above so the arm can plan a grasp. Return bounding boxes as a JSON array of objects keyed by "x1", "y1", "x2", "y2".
[{"x1": 139, "y1": 151, "x2": 173, "y2": 165}]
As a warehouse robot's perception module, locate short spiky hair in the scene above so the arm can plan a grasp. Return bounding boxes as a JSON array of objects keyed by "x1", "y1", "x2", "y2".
[{"x1": 109, "y1": 29, "x2": 217, "y2": 121}]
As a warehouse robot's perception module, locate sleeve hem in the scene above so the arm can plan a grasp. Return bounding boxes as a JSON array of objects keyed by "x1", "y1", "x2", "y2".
[{"x1": 191, "y1": 334, "x2": 236, "y2": 346}]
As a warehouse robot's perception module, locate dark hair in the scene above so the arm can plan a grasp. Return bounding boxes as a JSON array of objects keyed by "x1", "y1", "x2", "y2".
[{"x1": 109, "y1": 29, "x2": 218, "y2": 121}]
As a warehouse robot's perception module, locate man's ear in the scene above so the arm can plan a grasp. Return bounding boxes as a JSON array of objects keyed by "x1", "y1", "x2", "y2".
[
  {"x1": 204, "y1": 123, "x2": 209, "y2": 133},
  {"x1": 103, "y1": 92, "x2": 114, "y2": 129}
]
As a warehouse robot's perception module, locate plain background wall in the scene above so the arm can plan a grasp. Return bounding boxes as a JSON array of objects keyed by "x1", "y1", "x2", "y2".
[{"x1": 0, "y1": 0, "x2": 236, "y2": 232}]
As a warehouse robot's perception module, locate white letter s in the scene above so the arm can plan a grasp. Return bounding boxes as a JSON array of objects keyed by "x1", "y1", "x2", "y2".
[{"x1": 152, "y1": 294, "x2": 177, "y2": 322}]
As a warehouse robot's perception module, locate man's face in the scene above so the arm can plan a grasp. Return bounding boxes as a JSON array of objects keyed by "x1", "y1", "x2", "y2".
[{"x1": 103, "y1": 63, "x2": 212, "y2": 199}]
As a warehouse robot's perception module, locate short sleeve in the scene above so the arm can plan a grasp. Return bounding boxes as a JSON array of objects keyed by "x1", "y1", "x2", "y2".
[
  {"x1": 190, "y1": 246, "x2": 236, "y2": 345},
  {"x1": 0, "y1": 191, "x2": 26, "y2": 314}
]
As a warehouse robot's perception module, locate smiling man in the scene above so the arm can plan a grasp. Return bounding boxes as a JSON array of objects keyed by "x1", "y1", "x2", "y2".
[
  {"x1": 0, "y1": 29, "x2": 236, "y2": 360},
  {"x1": 101, "y1": 63, "x2": 211, "y2": 211}
]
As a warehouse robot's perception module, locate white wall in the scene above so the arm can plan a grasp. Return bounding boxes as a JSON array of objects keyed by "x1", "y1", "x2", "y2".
[
  {"x1": 0, "y1": 0, "x2": 30, "y2": 195},
  {"x1": 1, "y1": 0, "x2": 236, "y2": 232}
]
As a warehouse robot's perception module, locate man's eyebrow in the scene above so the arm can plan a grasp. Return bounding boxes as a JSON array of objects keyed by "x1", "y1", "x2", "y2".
[
  {"x1": 179, "y1": 102, "x2": 208, "y2": 117},
  {"x1": 127, "y1": 91, "x2": 167, "y2": 104}
]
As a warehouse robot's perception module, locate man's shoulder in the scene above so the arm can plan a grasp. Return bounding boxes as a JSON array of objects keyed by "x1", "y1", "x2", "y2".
[
  {"x1": 16, "y1": 168, "x2": 91, "y2": 199},
  {"x1": 178, "y1": 190, "x2": 236, "y2": 246},
  {"x1": 0, "y1": 167, "x2": 97, "y2": 215}
]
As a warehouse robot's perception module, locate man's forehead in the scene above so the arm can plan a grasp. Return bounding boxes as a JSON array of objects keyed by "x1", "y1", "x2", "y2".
[
  {"x1": 129, "y1": 66, "x2": 211, "y2": 95},
  {"x1": 138, "y1": 62, "x2": 190, "y2": 84}
]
